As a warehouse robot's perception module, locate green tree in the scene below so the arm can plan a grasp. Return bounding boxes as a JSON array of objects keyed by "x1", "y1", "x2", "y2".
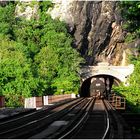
[
  {"x1": 34, "y1": 47, "x2": 59, "y2": 95},
  {"x1": 115, "y1": 2, "x2": 140, "y2": 112},
  {"x1": 0, "y1": 1, "x2": 84, "y2": 107},
  {"x1": 13, "y1": 20, "x2": 41, "y2": 59},
  {"x1": 0, "y1": 35, "x2": 37, "y2": 106},
  {"x1": 0, "y1": 3, "x2": 15, "y2": 38},
  {"x1": 34, "y1": 22, "x2": 84, "y2": 94},
  {"x1": 113, "y1": 56, "x2": 140, "y2": 113},
  {"x1": 121, "y1": 1, "x2": 140, "y2": 41}
]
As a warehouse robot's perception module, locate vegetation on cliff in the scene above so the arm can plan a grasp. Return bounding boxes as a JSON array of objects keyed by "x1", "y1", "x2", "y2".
[
  {"x1": 1, "y1": 1, "x2": 140, "y2": 110},
  {"x1": 121, "y1": 1, "x2": 140, "y2": 43},
  {"x1": 0, "y1": 2, "x2": 84, "y2": 107},
  {"x1": 113, "y1": 59, "x2": 140, "y2": 113},
  {"x1": 113, "y1": 1, "x2": 140, "y2": 113}
]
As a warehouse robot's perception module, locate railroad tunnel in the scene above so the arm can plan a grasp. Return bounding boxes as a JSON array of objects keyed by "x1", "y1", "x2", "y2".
[{"x1": 80, "y1": 74, "x2": 121, "y2": 97}]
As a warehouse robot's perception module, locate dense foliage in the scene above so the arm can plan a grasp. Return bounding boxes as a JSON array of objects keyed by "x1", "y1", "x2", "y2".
[
  {"x1": 113, "y1": 1, "x2": 140, "y2": 113},
  {"x1": 120, "y1": 1, "x2": 140, "y2": 42},
  {"x1": 113, "y1": 58, "x2": 140, "y2": 113},
  {"x1": 0, "y1": 2, "x2": 84, "y2": 107}
]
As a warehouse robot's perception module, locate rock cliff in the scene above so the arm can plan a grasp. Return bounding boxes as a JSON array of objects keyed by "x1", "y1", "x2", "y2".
[
  {"x1": 14, "y1": 1, "x2": 140, "y2": 66},
  {"x1": 50, "y1": 1, "x2": 130, "y2": 66},
  {"x1": 15, "y1": 1, "x2": 39, "y2": 20}
]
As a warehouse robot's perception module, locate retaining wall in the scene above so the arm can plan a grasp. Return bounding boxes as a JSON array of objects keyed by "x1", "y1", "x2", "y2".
[{"x1": 24, "y1": 94, "x2": 76, "y2": 108}]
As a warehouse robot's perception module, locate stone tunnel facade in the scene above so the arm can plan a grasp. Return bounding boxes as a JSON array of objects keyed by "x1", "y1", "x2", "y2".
[{"x1": 79, "y1": 63, "x2": 134, "y2": 97}]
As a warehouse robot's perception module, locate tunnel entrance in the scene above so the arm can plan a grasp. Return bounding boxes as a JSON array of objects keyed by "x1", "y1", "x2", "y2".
[{"x1": 80, "y1": 75, "x2": 120, "y2": 97}]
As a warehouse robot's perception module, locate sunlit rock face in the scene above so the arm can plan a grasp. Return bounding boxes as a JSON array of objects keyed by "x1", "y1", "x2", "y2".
[
  {"x1": 50, "y1": 1, "x2": 129, "y2": 66},
  {"x1": 49, "y1": 0, "x2": 75, "y2": 24},
  {"x1": 15, "y1": 2, "x2": 39, "y2": 20}
]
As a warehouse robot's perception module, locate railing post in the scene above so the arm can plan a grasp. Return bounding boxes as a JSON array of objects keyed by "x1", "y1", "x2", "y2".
[
  {"x1": 71, "y1": 93, "x2": 76, "y2": 98},
  {"x1": 43, "y1": 96, "x2": 48, "y2": 105}
]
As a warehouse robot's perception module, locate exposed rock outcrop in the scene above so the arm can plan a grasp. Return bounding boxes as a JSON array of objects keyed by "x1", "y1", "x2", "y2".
[
  {"x1": 127, "y1": 39, "x2": 140, "y2": 58},
  {"x1": 50, "y1": 1, "x2": 128, "y2": 66},
  {"x1": 14, "y1": 1, "x2": 133, "y2": 66},
  {"x1": 15, "y1": 2, "x2": 39, "y2": 20}
]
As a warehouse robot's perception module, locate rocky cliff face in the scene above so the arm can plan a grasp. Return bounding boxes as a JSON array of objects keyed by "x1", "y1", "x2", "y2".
[
  {"x1": 15, "y1": 2, "x2": 39, "y2": 20},
  {"x1": 50, "y1": 1, "x2": 130, "y2": 66},
  {"x1": 14, "y1": 1, "x2": 140, "y2": 66}
]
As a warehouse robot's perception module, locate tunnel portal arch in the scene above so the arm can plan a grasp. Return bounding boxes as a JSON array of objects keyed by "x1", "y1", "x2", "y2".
[
  {"x1": 80, "y1": 74, "x2": 121, "y2": 97},
  {"x1": 79, "y1": 63, "x2": 134, "y2": 97}
]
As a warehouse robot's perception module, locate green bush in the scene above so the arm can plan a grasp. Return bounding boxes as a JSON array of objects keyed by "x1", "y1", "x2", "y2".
[
  {"x1": 0, "y1": 2, "x2": 84, "y2": 106},
  {"x1": 113, "y1": 57, "x2": 140, "y2": 113}
]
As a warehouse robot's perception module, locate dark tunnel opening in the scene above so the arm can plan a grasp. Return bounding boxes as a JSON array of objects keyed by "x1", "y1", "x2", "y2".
[{"x1": 80, "y1": 75, "x2": 121, "y2": 98}]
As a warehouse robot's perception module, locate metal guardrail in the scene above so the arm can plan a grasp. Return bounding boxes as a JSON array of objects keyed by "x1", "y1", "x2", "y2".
[{"x1": 108, "y1": 94, "x2": 125, "y2": 110}]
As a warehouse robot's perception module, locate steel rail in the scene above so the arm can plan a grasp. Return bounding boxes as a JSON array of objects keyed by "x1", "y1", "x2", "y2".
[
  {"x1": 0, "y1": 98, "x2": 87, "y2": 138},
  {"x1": 59, "y1": 112, "x2": 88, "y2": 139},
  {"x1": 103, "y1": 99, "x2": 124, "y2": 139},
  {"x1": 0, "y1": 98, "x2": 82, "y2": 134},
  {"x1": 102, "y1": 99, "x2": 110, "y2": 139},
  {"x1": 57, "y1": 97, "x2": 95, "y2": 139},
  {"x1": 63, "y1": 98, "x2": 110, "y2": 139},
  {"x1": 30, "y1": 97, "x2": 94, "y2": 139},
  {"x1": 0, "y1": 98, "x2": 78, "y2": 125}
]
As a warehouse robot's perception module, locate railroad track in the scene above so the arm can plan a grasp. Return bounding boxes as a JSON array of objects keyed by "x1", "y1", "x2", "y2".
[
  {"x1": 62, "y1": 98, "x2": 109, "y2": 139},
  {"x1": 104, "y1": 99, "x2": 131, "y2": 139},
  {"x1": 30, "y1": 97, "x2": 95, "y2": 138},
  {"x1": 0, "y1": 97, "x2": 131, "y2": 139},
  {"x1": 58, "y1": 98, "x2": 131, "y2": 139},
  {"x1": 0, "y1": 108, "x2": 36, "y2": 122},
  {"x1": 0, "y1": 98, "x2": 84, "y2": 138},
  {"x1": 0, "y1": 97, "x2": 93, "y2": 138}
]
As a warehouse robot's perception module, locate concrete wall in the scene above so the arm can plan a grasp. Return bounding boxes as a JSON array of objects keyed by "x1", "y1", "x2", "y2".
[
  {"x1": 24, "y1": 94, "x2": 76, "y2": 108},
  {"x1": 80, "y1": 64, "x2": 134, "y2": 83}
]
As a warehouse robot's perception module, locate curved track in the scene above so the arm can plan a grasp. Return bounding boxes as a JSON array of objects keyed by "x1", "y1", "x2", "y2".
[
  {"x1": 0, "y1": 97, "x2": 131, "y2": 139},
  {"x1": 61, "y1": 98, "x2": 109, "y2": 139},
  {"x1": 0, "y1": 97, "x2": 93, "y2": 138},
  {"x1": 59, "y1": 98, "x2": 131, "y2": 139},
  {"x1": 0, "y1": 98, "x2": 83, "y2": 138}
]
